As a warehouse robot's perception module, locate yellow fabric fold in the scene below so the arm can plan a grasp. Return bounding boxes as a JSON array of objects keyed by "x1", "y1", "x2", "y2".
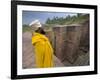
[{"x1": 32, "y1": 32, "x2": 54, "y2": 68}]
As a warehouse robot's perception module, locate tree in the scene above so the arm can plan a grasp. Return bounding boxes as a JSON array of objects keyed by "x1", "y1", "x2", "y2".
[{"x1": 46, "y1": 18, "x2": 51, "y2": 24}]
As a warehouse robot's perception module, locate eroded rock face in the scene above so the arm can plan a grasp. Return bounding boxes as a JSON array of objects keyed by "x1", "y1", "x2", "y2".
[{"x1": 46, "y1": 20, "x2": 89, "y2": 64}]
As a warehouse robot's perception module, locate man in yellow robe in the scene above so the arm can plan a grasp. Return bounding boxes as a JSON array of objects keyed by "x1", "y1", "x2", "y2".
[{"x1": 29, "y1": 20, "x2": 54, "y2": 68}]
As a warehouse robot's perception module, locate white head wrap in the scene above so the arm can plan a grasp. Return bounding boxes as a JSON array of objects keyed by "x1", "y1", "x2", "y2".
[{"x1": 29, "y1": 20, "x2": 42, "y2": 30}]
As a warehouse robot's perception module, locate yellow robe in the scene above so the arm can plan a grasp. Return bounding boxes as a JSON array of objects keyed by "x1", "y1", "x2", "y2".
[{"x1": 32, "y1": 32, "x2": 54, "y2": 68}]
